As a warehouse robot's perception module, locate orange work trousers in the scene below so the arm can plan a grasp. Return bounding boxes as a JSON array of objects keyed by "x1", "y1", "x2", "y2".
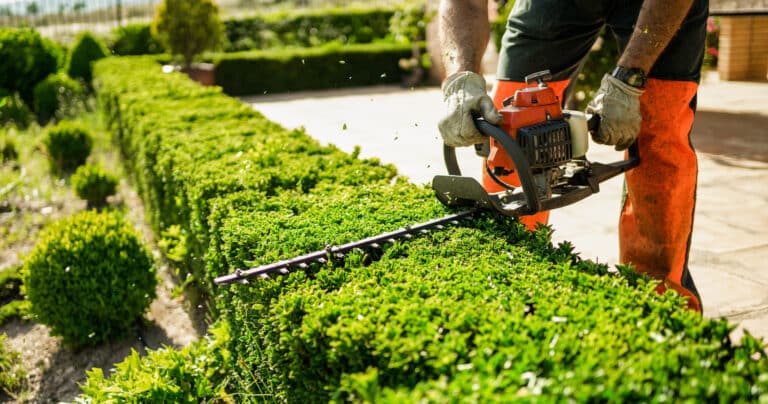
[{"x1": 488, "y1": 79, "x2": 702, "y2": 312}]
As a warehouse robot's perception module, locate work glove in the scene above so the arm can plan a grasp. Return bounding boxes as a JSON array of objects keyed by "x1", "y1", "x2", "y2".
[
  {"x1": 585, "y1": 74, "x2": 644, "y2": 151},
  {"x1": 438, "y1": 71, "x2": 503, "y2": 147}
]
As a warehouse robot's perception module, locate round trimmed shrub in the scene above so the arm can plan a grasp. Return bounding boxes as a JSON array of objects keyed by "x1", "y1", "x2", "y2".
[
  {"x1": 23, "y1": 210, "x2": 157, "y2": 347},
  {"x1": 0, "y1": 90, "x2": 33, "y2": 130},
  {"x1": 0, "y1": 28, "x2": 62, "y2": 105},
  {"x1": 33, "y1": 73, "x2": 86, "y2": 124},
  {"x1": 66, "y1": 32, "x2": 109, "y2": 87},
  {"x1": 71, "y1": 164, "x2": 119, "y2": 208},
  {"x1": 43, "y1": 121, "x2": 93, "y2": 174}
]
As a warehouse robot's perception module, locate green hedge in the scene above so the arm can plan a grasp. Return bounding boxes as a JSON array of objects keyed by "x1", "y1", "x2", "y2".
[
  {"x1": 84, "y1": 56, "x2": 768, "y2": 402},
  {"x1": 223, "y1": 7, "x2": 396, "y2": 51},
  {"x1": 109, "y1": 6, "x2": 409, "y2": 55},
  {"x1": 211, "y1": 42, "x2": 412, "y2": 95}
]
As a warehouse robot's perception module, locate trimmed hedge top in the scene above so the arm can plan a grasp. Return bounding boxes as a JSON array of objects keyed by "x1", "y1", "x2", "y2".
[{"x1": 87, "y1": 56, "x2": 768, "y2": 402}]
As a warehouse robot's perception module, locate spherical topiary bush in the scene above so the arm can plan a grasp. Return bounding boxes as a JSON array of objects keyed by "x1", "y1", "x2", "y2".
[
  {"x1": 33, "y1": 73, "x2": 86, "y2": 124},
  {"x1": 0, "y1": 90, "x2": 33, "y2": 130},
  {"x1": 43, "y1": 121, "x2": 93, "y2": 175},
  {"x1": 71, "y1": 164, "x2": 118, "y2": 209},
  {"x1": 23, "y1": 210, "x2": 157, "y2": 347},
  {"x1": 66, "y1": 32, "x2": 109, "y2": 87}
]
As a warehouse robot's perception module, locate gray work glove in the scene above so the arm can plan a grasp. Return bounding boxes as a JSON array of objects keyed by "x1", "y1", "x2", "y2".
[
  {"x1": 438, "y1": 71, "x2": 503, "y2": 147},
  {"x1": 585, "y1": 74, "x2": 644, "y2": 151}
]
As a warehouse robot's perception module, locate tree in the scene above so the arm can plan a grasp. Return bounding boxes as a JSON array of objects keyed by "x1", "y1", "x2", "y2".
[
  {"x1": 152, "y1": 0, "x2": 223, "y2": 69},
  {"x1": 26, "y1": 2, "x2": 39, "y2": 15}
]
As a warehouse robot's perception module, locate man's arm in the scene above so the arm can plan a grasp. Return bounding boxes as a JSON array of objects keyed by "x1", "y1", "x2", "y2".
[
  {"x1": 618, "y1": 0, "x2": 696, "y2": 73},
  {"x1": 438, "y1": 0, "x2": 491, "y2": 76},
  {"x1": 436, "y1": 0, "x2": 501, "y2": 147}
]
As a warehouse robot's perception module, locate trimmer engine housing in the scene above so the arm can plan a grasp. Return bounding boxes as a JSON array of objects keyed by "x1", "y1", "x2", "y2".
[{"x1": 434, "y1": 70, "x2": 639, "y2": 217}]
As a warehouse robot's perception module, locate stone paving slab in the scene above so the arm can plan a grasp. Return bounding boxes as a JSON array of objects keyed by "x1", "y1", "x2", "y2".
[{"x1": 242, "y1": 77, "x2": 768, "y2": 341}]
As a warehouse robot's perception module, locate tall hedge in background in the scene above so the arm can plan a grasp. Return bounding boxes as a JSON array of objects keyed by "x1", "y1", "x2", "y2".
[
  {"x1": 152, "y1": 0, "x2": 224, "y2": 68},
  {"x1": 110, "y1": 23, "x2": 164, "y2": 56},
  {"x1": 223, "y1": 7, "x2": 395, "y2": 51},
  {"x1": 212, "y1": 42, "x2": 412, "y2": 95}
]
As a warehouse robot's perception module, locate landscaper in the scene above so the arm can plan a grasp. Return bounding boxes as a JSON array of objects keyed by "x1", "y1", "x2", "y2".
[{"x1": 437, "y1": 0, "x2": 708, "y2": 312}]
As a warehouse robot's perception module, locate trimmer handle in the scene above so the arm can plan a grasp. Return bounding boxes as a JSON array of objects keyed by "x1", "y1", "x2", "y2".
[{"x1": 586, "y1": 113, "x2": 640, "y2": 169}]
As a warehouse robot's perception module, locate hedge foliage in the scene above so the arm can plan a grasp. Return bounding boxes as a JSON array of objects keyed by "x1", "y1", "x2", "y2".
[
  {"x1": 109, "y1": 6, "x2": 403, "y2": 55},
  {"x1": 84, "y1": 56, "x2": 768, "y2": 402},
  {"x1": 212, "y1": 42, "x2": 413, "y2": 95},
  {"x1": 77, "y1": 322, "x2": 231, "y2": 403},
  {"x1": 110, "y1": 23, "x2": 164, "y2": 56},
  {"x1": 223, "y1": 7, "x2": 396, "y2": 52},
  {"x1": 23, "y1": 210, "x2": 157, "y2": 347}
]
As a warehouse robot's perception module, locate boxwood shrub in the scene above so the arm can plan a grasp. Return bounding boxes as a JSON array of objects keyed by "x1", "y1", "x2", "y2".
[
  {"x1": 71, "y1": 163, "x2": 119, "y2": 209},
  {"x1": 42, "y1": 121, "x2": 93, "y2": 175},
  {"x1": 84, "y1": 56, "x2": 768, "y2": 402},
  {"x1": 32, "y1": 73, "x2": 87, "y2": 124},
  {"x1": 23, "y1": 210, "x2": 157, "y2": 347},
  {"x1": 0, "y1": 91, "x2": 33, "y2": 130},
  {"x1": 212, "y1": 42, "x2": 412, "y2": 95},
  {"x1": 0, "y1": 28, "x2": 62, "y2": 105},
  {"x1": 66, "y1": 32, "x2": 109, "y2": 88}
]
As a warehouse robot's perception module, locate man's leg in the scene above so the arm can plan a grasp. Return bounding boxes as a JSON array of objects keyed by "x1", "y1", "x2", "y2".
[
  {"x1": 620, "y1": 81, "x2": 702, "y2": 312},
  {"x1": 609, "y1": 0, "x2": 709, "y2": 311}
]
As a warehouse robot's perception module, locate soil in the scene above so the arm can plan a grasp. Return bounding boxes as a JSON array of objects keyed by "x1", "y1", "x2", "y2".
[{"x1": 0, "y1": 175, "x2": 207, "y2": 403}]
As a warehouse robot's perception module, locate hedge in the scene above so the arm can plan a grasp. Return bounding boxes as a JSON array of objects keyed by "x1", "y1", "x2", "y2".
[
  {"x1": 109, "y1": 6, "x2": 410, "y2": 55},
  {"x1": 83, "y1": 56, "x2": 768, "y2": 402},
  {"x1": 223, "y1": 7, "x2": 397, "y2": 52},
  {"x1": 211, "y1": 42, "x2": 413, "y2": 95}
]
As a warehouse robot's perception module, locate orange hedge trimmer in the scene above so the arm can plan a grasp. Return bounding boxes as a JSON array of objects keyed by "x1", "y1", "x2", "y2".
[{"x1": 214, "y1": 71, "x2": 639, "y2": 285}]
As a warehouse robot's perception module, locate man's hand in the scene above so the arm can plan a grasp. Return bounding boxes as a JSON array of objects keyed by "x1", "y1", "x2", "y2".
[
  {"x1": 438, "y1": 71, "x2": 503, "y2": 147},
  {"x1": 585, "y1": 74, "x2": 644, "y2": 151}
]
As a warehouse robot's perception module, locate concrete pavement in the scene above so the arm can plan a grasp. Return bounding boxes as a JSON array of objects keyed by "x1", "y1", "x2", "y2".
[{"x1": 241, "y1": 71, "x2": 768, "y2": 342}]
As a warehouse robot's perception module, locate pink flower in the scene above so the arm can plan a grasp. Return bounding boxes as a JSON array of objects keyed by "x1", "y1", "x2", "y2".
[
  {"x1": 707, "y1": 17, "x2": 718, "y2": 33},
  {"x1": 707, "y1": 47, "x2": 718, "y2": 57}
]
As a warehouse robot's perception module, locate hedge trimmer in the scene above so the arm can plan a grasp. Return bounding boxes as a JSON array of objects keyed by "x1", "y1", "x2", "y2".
[{"x1": 214, "y1": 71, "x2": 639, "y2": 285}]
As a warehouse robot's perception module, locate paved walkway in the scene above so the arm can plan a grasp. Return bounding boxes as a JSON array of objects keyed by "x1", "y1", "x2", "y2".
[{"x1": 241, "y1": 71, "x2": 768, "y2": 342}]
